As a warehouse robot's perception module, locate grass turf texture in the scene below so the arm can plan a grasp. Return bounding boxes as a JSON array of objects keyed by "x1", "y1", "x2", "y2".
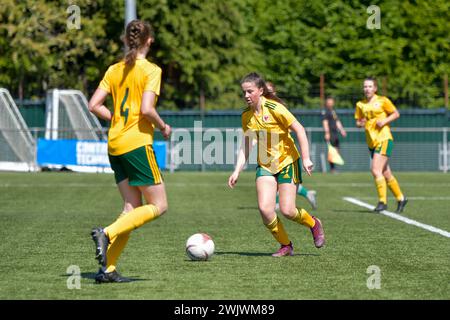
[{"x1": 0, "y1": 171, "x2": 448, "y2": 299}]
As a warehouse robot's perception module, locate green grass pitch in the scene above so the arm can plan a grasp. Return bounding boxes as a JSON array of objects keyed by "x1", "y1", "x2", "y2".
[{"x1": 0, "y1": 171, "x2": 448, "y2": 299}]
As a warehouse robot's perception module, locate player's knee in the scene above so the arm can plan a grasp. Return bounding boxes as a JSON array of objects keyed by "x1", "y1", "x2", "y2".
[
  {"x1": 279, "y1": 206, "x2": 296, "y2": 219},
  {"x1": 155, "y1": 201, "x2": 168, "y2": 216},
  {"x1": 123, "y1": 202, "x2": 139, "y2": 213},
  {"x1": 258, "y1": 205, "x2": 274, "y2": 217},
  {"x1": 383, "y1": 168, "x2": 392, "y2": 178},
  {"x1": 371, "y1": 167, "x2": 381, "y2": 177}
]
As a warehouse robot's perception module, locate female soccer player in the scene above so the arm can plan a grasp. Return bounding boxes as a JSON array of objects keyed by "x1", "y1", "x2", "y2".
[
  {"x1": 355, "y1": 77, "x2": 408, "y2": 213},
  {"x1": 266, "y1": 82, "x2": 317, "y2": 210},
  {"x1": 228, "y1": 73, "x2": 325, "y2": 257},
  {"x1": 88, "y1": 20, "x2": 171, "y2": 283}
]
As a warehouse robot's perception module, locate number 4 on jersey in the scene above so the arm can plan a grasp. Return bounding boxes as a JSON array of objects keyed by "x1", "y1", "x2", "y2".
[{"x1": 120, "y1": 88, "x2": 129, "y2": 125}]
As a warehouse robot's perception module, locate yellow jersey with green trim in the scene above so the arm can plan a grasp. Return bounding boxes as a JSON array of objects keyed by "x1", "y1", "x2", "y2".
[
  {"x1": 99, "y1": 58, "x2": 162, "y2": 155},
  {"x1": 241, "y1": 97, "x2": 300, "y2": 174},
  {"x1": 354, "y1": 94, "x2": 396, "y2": 149}
]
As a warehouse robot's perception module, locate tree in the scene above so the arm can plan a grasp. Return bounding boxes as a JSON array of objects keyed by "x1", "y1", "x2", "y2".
[
  {"x1": 0, "y1": 0, "x2": 447, "y2": 109},
  {"x1": 140, "y1": 0, "x2": 263, "y2": 110},
  {"x1": 0, "y1": 0, "x2": 123, "y2": 99},
  {"x1": 251, "y1": 0, "x2": 449, "y2": 109}
]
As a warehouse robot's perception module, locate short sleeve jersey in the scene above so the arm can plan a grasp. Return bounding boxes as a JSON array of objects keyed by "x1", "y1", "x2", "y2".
[
  {"x1": 241, "y1": 97, "x2": 300, "y2": 174},
  {"x1": 321, "y1": 109, "x2": 339, "y2": 137},
  {"x1": 99, "y1": 58, "x2": 162, "y2": 155},
  {"x1": 354, "y1": 94, "x2": 396, "y2": 149}
]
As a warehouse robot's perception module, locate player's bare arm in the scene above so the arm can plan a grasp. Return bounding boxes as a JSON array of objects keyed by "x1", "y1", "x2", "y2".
[
  {"x1": 88, "y1": 88, "x2": 112, "y2": 121},
  {"x1": 356, "y1": 118, "x2": 366, "y2": 127},
  {"x1": 290, "y1": 120, "x2": 313, "y2": 176},
  {"x1": 141, "y1": 91, "x2": 171, "y2": 139},
  {"x1": 376, "y1": 110, "x2": 400, "y2": 129}
]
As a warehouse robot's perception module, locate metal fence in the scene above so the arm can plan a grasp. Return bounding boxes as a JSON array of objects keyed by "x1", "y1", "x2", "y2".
[
  {"x1": 165, "y1": 126, "x2": 450, "y2": 173},
  {"x1": 306, "y1": 127, "x2": 449, "y2": 173},
  {"x1": 5, "y1": 87, "x2": 449, "y2": 172},
  {"x1": 2, "y1": 126, "x2": 447, "y2": 173}
]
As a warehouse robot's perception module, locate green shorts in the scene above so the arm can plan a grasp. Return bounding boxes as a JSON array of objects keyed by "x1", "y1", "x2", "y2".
[
  {"x1": 109, "y1": 145, "x2": 163, "y2": 186},
  {"x1": 256, "y1": 159, "x2": 302, "y2": 184},
  {"x1": 369, "y1": 139, "x2": 393, "y2": 158}
]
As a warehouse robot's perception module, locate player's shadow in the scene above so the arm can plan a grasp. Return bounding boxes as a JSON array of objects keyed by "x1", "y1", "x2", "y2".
[
  {"x1": 215, "y1": 251, "x2": 320, "y2": 257},
  {"x1": 61, "y1": 273, "x2": 148, "y2": 282},
  {"x1": 237, "y1": 206, "x2": 259, "y2": 210}
]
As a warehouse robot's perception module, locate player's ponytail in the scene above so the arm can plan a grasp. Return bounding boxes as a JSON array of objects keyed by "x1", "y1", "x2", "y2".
[
  {"x1": 124, "y1": 20, "x2": 154, "y2": 66},
  {"x1": 265, "y1": 81, "x2": 287, "y2": 106},
  {"x1": 264, "y1": 88, "x2": 286, "y2": 106}
]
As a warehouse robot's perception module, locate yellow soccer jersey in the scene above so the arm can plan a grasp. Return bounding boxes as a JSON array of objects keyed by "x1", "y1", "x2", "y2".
[
  {"x1": 354, "y1": 94, "x2": 397, "y2": 149},
  {"x1": 242, "y1": 97, "x2": 300, "y2": 174},
  {"x1": 99, "y1": 58, "x2": 162, "y2": 155}
]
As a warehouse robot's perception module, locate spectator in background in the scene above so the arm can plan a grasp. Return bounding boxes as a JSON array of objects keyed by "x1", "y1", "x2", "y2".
[{"x1": 322, "y1": 97, "x2": 346, "y2": 173}]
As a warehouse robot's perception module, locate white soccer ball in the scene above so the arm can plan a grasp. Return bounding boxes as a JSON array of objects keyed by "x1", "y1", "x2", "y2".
[{"x1": 185, "y1": 233, "x2": 215, "y2": 261}]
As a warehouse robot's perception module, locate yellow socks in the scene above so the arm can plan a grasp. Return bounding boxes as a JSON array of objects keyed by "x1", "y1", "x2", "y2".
[
  {"x1": 265, "y1": 216, "x2": 291, "y2": 246},
  {"x1": 375, "y1": 177, "x2": 387, "y2": 204},
  {"x1": 264, "y1": 209, "x2": 316, "y2": 246},
  {"x1": 105, "y1": 212, "x2": 131, "y2": 273},
  {"x1": 386, "y1": 176, "x2": 404, "y2": 201},
  {"x1": 291, "y1": 208, "x2": 315, "y2": 228},
  {"x1": 106, "y1": 232, "x2": 130, "y2": 273},
  {"x1": 104, "y1": 204, "x2": 160, "y2": 240}
]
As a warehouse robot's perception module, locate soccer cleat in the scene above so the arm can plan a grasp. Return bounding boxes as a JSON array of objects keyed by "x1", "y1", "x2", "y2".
[
  {"x1": 310, "y1": 216, "x2": 325, "y2": 248},
  {"x1": 374, "y1": 202, "x2": 388, "y2": 212},
  {"x1": 91, "y1": 227, "x2": 110, "y2": 267},
  {"x1": 396, "y1": 198, "x2": 408, "y2": 213},
  {"x1": 95, "y1": 269, "x2": 131, "y2": 284},
  {"x1": 306, "y1": 190, "x2": 318, "y2": 210},
  {"x1": 272, "y1": 242, "x2": 294, "y2": 257}
]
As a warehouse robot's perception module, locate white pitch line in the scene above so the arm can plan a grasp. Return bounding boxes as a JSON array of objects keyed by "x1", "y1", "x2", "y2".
[
  {"x1": 356, "y1": 196, "x2": 450, "y2": 201},
  {"x1": 343, "y1": 197, "x2": 450, "y2": 239}
]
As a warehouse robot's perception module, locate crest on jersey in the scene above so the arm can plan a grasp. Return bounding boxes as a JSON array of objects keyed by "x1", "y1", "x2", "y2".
[{"x1": 263, "y1": 115, "x2": 269, "y2": 122}]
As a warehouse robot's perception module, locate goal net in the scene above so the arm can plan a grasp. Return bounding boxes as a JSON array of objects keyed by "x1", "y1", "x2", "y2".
[
  {"x1": 0, "y1": 88, "x2": 36, "y2": 171},
  {"x1": 45, "y1": 89, "x2": 106, "y2": 141}
]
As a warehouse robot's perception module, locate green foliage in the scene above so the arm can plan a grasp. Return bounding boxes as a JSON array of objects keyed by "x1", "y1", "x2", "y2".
[
  {"x1": 140, "y1": 0, "x2": 263, "y2": 110},
  {"x1": 0, "y1": 0, "x2": 122, "y2": 99},
  {"x1": 0, "y1": 0, "x2": 448, "y2": 108},
  {"x1": 252, "y1": 0, "x2": 449, "y2": 109}
]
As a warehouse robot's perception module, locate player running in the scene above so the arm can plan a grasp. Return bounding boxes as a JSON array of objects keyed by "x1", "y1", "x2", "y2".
[
  {"x1": 265, "y1": 82, "x2": 317, "y2": 210},
  {"x1": 228, "y1": 72, "x2": 325, "y2": 257},
  {"x1": 88, "y1": 20, "x2": 171, "y2": 283}
]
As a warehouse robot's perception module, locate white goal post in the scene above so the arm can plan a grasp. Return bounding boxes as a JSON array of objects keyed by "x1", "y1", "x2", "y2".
[
  {"x1": 45, "y1": 89, "x2": 107, "y2": 141},
  {"x1": 0, "y1": 88, "x2": 37, "y2": 171}
]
